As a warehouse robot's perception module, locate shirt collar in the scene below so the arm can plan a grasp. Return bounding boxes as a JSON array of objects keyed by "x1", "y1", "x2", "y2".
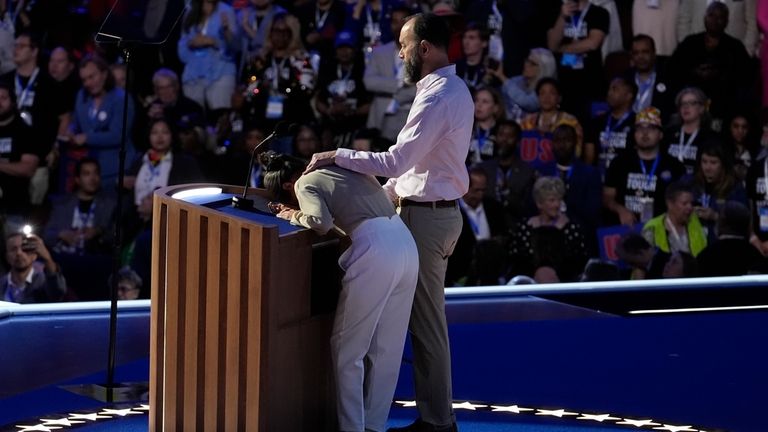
[
  {"x1": 7, "y1": 266, "x2": 35, "y2": 290},
  {"x1": 416, "y1": 64, "x2": 456, "y2": 91}
]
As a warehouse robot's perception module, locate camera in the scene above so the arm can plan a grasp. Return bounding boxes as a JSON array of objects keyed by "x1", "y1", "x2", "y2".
[{"x1": 20, "y1": 225, "x2": 35, "y2": 252}]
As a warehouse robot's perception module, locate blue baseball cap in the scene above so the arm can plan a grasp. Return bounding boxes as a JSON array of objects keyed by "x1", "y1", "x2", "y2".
[{"x1": 335, "y1": 30, "x2": 357, "y2": 48}]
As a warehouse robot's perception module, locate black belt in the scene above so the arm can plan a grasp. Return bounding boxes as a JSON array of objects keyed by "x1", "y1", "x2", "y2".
[{"x1": 399, "y1": 198, "x2": 457, "y2": 209}]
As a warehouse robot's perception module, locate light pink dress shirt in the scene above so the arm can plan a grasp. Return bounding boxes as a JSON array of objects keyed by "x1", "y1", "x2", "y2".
[{"x1": 334, "y1": 64, "x2": 473, "y2": 201}]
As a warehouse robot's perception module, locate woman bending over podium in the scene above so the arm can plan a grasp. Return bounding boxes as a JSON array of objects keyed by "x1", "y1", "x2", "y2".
[{"x1": 261, "y1": 151, "x2": 419, "y2": 432}]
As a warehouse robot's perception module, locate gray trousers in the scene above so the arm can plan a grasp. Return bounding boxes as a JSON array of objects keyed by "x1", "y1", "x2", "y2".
[{"x1": 398, "y1": 204, "x2": 463, "y2": 427}]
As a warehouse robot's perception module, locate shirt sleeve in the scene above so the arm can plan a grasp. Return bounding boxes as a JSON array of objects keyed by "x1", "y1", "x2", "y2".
[
  {"x1": 335, "y1": 93, "x2": 445, "y2": 178},
  {"x1": 290, "y1": 177, "x2": 335, "y2": 235}
]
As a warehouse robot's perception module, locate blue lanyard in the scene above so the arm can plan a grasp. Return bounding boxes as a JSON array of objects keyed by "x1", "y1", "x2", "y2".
[
  {"x1": 476, "y1": 128, "x2": 490, "y2": 152},
  {"x1": 74, "y1": 202, "x2": 96, "y2": 229},
  {"x1": 555, "y1": 164, "x2": 574, "y2": 181},
  {"x1": 701, "y1": 193, "x2": 711, "y2": 208},
  {"x1": 639, "y1": 156, "x2": 659, "y2": 184},
  {"x1": 605, "y1": 111, "x2": 631, "y2": 133}
]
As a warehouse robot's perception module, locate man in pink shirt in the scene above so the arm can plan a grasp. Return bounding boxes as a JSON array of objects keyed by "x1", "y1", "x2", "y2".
[{"x1": 306, "y1": 12, "x2": 473, "y2": 432}]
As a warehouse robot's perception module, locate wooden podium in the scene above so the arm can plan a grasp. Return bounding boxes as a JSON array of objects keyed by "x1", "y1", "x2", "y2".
[{"x1": 149, "y1": 184, "x2": 340, "y2": 431}]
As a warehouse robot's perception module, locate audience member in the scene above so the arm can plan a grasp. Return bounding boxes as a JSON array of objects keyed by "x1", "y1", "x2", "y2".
[
  {"x1": 1, "y1": 232, "x2": 66, "y2": 303},
  {"x1": 603, "y1": 107, "x2": 686, "y2": 226},
  {"x1": 478, "y1": 119, "x2": 535, "y2": 221},
  {"x1": 467, "y1": 86, "x2": 503, "y2": 164},
  {"x1": 580, "y1": 258, "x2": 620, "y2": 282},
  {"x1": 691, "y1": 143, "x2": 748, "y2": 243},
  {"x1": 625, "y1": 34, "x2": 674, "y2": 123},
  {"x1": 177, "y1": 0, "x2": 239, "y2": 113},
  {"x1": 346, "y1": 0, "x2": 403, "y2": 54},
  {"x1": 64, "y1": 54, "x2": 136, "y2": 189},
  {"x1": 665, "y1": 87, "x2": 720, "y2": 176},
  {"x1": 0, "y1": 3, "x2": 12, "y2": 76},
  {"x1": 698, "y1": 201, "x2": 767, "y2": 276},
  {"x1": 455, "y1": 22, "x2": 491, "y2": 91},
  {"x1": 642, "y1": 180, "x2": 707, "y2": 257},
  {"x1": 1, "y1": 33, "x2": 63, "y2": 205},
  {"x1": 238, "y1": 0, "x2": 287, "y2": 77},
  {"x1": 726, "y1": 113, "x2": 756, "y2": 184},
  {"x1": 111, "y1": 266, "x2": 143, "y2": 300},
  {"x1": 0, "y1": 81, "x2": 42, "y2": 225},
  {"x1": 245, "y1": 13, "x2": 316, "y2": 134},
  {"x1": 495, "y1": 47, "x2": 556, "y2": 122},
  {"x1": 551, "y1": 124, "x2": 602, "y2": 248},
  {"x1": 547, "y1": 0, "x2": 609, "y2": 119},
  {"x1": 677, "y1": 0, "x2": 758, "y2": 56},
  {"x1": 669, "y1": 2, "x2": 752, "y2": 123},
  {"x1": 509, "y1": 176, "x2": 589, "y2": 282},
  {"x1": 293, "y1": 124, "x2": 322, "y2": 161},
  {"x1": 661, "y1": 251, "x2": 699, "y2": 278},
  {"x1": 296, "y1": 0, "x2": 348, "y2": 61},
  {"x1": 44, "y1": 158, "x2": 114, "y2": 300},
  {"x1": 144, "y1": 68, "x2": 204, "y2": 137},
  {"x1": 585, "y1": 75, "x2": 637, "y2": 170},
  {"x1": 447, "y1": 167, "x2": 507, "y2": 286},
  {"x1": 44, "y1": 158, "x2": 115, "y2": 256},
  {"x1": 519, "y1": 77, "x2": 583, "y2": 175},
  {"x1": 615, "y1": 232, "x2": 654, "y2": 280},
  {"x1": 314, "y1": 30, "x2": 371, "y2": 149},
  {"x1": 362, "y1": 5, "x2": 414, "y2": 142},
  {"x1": 48, "y1": 46, "x2": 81, "y2": 138}
]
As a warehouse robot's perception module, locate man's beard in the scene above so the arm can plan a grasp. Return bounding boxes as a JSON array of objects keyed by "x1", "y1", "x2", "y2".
[{"x1": 403, "y1": 52, "x2": 423, "y2": 85}]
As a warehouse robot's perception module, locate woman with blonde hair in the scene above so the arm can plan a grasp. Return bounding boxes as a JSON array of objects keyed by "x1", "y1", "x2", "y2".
[
  {"x1": 509, "y1": 176, "x2": 589, "y2": 282},
  {"x1": 491, "y1": 48, "x2": 556, "y2": 121}
]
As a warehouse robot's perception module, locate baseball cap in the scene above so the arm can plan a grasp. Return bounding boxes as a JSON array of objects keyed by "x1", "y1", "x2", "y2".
[
  {"x1": 335, "y1": 30, "x2": 356, "y2": 48},
  {"x1": 635, "y1": 106, "x2": 662, "y2": 128}
]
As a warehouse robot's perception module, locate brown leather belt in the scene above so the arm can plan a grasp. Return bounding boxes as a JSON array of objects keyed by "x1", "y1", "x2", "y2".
[{"x1": 399, "y1": 198, "x2": 457, "y2": 209}]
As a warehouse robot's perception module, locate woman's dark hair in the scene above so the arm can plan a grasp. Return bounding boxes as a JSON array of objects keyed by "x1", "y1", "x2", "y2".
[
  {"x1": 183, "y1": 0, "x2": 218, "y2": 32},
  {"x1": 407, "y1": 13, "x2": 450, "y2": 50},
  {"x1": 694, "y1": 143, "x2": 735, "y2": 200},
  {"x1": 78, "y1": 53, "x2": 115, "y2": 93},
  {"x1": 259, "y1": 151, "x2": 306, "y2": 201},
  {"x1": 535, "y1": 77, "x2": 561, "y2": 96}
]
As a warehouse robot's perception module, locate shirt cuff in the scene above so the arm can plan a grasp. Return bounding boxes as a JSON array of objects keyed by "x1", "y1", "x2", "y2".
[{"x1": 334, "y1": 148, "x2": 357, "y2": 170}]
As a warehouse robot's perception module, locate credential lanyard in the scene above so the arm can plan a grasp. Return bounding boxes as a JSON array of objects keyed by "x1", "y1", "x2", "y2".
[
  {"x1": 677, "y1": 128, "x2": 698, "y2": 162},
  {"x1": 15, "y1": 67, "x2": 39, "y2": 109}
]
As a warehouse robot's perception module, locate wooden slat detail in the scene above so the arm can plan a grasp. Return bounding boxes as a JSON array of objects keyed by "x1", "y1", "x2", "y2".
[
  {"x1": 183, "y1": 212, "x2": 200, "y2": 432},
  {"x1": 216, "y1": 222, "x2": 229, "y2": 432},
  {"x1": 246, "y1": 227, "x2": 265, "y2": 431},
  {"x1": 224, "y1": 224, "x2": 243, "y2": 432},
  {"x1": 195, "y1": 216, "x2": 208, "y2": 429},
  {"x1": 149, "y1": 201, "x2": 168, "y2": 432},
  {"x1": 203, "y1": 220, "x2": 224, "y2": 431},
  {"x1": 163, "y1": 205, "x2": 183, "y2": 430}
]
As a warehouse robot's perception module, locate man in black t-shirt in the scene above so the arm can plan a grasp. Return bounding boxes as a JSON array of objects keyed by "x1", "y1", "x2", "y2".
[
  {"x1": 547, "y1": 0, "x2": 609, "y2": 119},
  {"x1": 585, "y1": 76, "x2": 637, "y2": 174},
  {"x1": 0, "y1": 82, "x2": 41, "y2": 220},
  {"x1": 603, "y1": 107, "x2": 685, "y2": 226}
]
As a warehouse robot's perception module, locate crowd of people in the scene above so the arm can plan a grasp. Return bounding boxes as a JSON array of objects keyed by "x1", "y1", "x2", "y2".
[{"x1": 2, "y1": 0, "x2": 768, "y2": 304}]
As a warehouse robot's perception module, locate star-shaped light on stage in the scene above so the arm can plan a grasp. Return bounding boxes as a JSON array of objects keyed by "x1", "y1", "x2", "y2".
[
  {"x1": 134, "y1": 404, "x2": 150, "y2": 411},
  {"x1": 14, "y1": 425, "x2": 62, "y2": 432},
  {"x1": 395, "y1": 400, "x2": 417, "y2": 407},
  {"x1": 67, "y1": 413, "x2": 111, "y2": 421},
  {"x1": 41, "y1": 418, "x2": 85, "y2": 427},
  {"x1": 99, "y1": 408, "x2": 142, "y2": 417},
  {"x1": 490, "y1": 405, "x2": 534, "y2": 414},
  {"x1": 617, "y1": 418, "x2": 662, "y2": 427},
  {"x1": 577, "y1": 413, "x2": 622, "y2": 422},
  {"x1": 451, "y1": 402, "x2": 487, "y2": 411},
  {"x1": 653, "y1": 425, "x2": 696, "y2": 432},
  {"x1": 535, "y1": 409, "x2": 579, "y2": 418}
]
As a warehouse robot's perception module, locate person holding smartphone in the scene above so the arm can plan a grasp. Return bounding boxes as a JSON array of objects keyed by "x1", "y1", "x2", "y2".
[{"x1": 0, "y1": 230, "x2": 67, "y2": 303}]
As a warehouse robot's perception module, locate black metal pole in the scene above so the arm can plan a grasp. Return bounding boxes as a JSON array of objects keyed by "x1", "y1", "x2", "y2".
[{"x1": 106, "y1": 43, "x2": 133, "y2": 397}]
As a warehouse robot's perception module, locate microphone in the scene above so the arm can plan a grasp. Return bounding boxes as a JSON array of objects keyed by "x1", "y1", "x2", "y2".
[{"x1": 232, "y1": 122, "x2": 298, "y2": 210}]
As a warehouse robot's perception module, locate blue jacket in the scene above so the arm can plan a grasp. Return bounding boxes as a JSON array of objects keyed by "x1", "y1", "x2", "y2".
[{"x1": 178, "y1": 2, "x2": 239, "y2": 84}]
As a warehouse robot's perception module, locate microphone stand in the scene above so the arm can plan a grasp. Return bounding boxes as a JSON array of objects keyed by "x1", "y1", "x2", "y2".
[{"x1": 231, "y1": 127, "x2": 282, "y2": 210}]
